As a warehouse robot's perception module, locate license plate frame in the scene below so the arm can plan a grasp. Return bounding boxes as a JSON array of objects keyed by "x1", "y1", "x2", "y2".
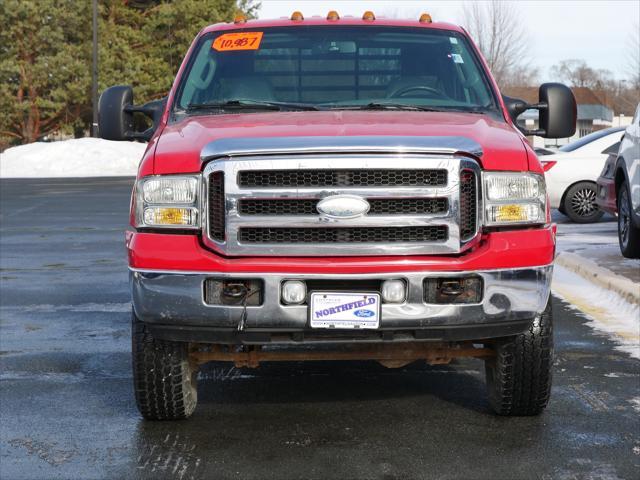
[{"x1": 309, "y1": 291, "x2": 381, "y2": 329}]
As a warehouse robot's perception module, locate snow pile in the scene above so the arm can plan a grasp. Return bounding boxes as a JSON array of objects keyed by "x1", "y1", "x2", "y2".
[
  {"x1": 0, "y1": 138, "x2": 147, "y2": 178},
  {"x1": 553, "y1": 264, "x2": 640, "y2": 359}
]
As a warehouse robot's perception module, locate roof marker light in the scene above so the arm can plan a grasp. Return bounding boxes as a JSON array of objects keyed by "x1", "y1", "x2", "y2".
[
  {"x1": 419, "y1": 13, "x2": 433, "y2": 23},
  {"x1": 362, "y1": 11, "x2": 376, "y2": 21},
  {"x1": 327, "y1": 10, "x2": 340, "y2": 21},
  {"x1": 291, "y1": 11, "x2": 304, "y2": 21},
  {"x1": 233, "y1": 13, "x2": 247, "y2": 24}
]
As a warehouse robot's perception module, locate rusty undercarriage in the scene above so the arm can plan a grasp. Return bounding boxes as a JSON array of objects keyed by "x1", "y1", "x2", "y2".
[{"x1": 189, "y1": 342, "x2": 495, "y2": 369}]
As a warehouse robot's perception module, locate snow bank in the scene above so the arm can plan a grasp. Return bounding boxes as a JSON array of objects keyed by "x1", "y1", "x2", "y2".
[
  {"x1": 553, "y1": 264, "x2": 640, "y2": 359},
  {"x1": 0, "y1": 138, "x2": 147, "y2": 178}
]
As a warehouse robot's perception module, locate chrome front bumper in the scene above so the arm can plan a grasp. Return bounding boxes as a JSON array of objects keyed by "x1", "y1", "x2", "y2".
[{"x1": 130, "y1": 265, "x2": 552, "y2": 342}]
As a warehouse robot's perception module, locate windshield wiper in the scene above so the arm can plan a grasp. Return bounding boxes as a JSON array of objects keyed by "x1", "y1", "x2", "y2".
[
  {"x1": 186, "y1": 99, "x2": 321, "y2": 112},
  {"x1": 330, "y1": 103, "x2": 491, "y2": 113},
  {"x1": 330, "y1": 103, "x2": 443, "y2": 112},
  {"x1": 438, "y1": 106, "x2": 490, "y2": 114}
]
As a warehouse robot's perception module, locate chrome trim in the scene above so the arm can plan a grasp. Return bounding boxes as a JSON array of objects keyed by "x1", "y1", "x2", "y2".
[
  {"x1": 131, "y1": 265, "x2": 552, "y2": 330},
  {"x1": 129, "y1": 264, "x2": 550, "y2": 275},
  {"x1": 202, "y1": 154, "x2": 482, "y2": 256},
  {"x1": 201, "y1": 136, "x2": 483, "y2": 161}
]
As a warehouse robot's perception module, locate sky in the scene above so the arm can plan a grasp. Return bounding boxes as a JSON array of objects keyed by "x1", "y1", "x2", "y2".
[{"x1": 257, "y1": 0, "x2": 640, "y2": 82}]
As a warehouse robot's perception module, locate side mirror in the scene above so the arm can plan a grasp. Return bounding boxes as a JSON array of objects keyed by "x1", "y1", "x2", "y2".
[
  {"x1": 98, "y1": 85, "x2": 166, "y2": 142},
  {"x1": 502, "y1": 83, "x2": 577, "y2": 139},
  {"x1": 538, "y1": 83, "x2": 577, "y2": 138}
]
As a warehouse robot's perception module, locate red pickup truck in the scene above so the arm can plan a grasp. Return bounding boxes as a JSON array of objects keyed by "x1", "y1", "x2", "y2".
[{"x1": 98, "y1": 12, "x2": 576, "y2": 420}]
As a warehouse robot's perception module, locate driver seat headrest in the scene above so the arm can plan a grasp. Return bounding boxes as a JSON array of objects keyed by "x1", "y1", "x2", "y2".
[{"x1": 219, "y1": 77, "x2": 276, "y2": 102}]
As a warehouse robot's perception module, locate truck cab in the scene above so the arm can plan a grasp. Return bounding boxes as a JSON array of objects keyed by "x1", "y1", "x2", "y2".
[{"x1": 99, "y1": 12, "x2": 576, "y2": 420}]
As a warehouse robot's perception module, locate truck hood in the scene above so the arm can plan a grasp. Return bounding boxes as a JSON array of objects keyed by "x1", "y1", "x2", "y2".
[{"x1": 151, "y1": 111, "x2": 528, "y2": 174}]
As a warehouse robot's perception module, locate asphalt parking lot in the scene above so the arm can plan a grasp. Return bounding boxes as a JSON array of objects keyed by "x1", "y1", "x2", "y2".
[{"x1": 1, "y1": 178, "x2": 639, "y2": 480}]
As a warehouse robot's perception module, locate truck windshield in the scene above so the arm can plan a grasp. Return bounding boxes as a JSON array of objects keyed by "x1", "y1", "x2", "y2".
[{"x1": 176, "y1": 26, "x2": 497, "y2": 113}]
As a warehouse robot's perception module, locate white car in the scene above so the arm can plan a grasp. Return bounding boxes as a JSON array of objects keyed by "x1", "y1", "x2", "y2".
[
  {"x1": 542, "y1": 127, "x2": 625, "y2": 222},
  {"x1": 615, "y1": 105, "x2": 640, "y2": 257}
]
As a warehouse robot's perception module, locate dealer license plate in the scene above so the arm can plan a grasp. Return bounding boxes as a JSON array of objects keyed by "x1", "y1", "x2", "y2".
[{"x1": 309, "y1": 292, "x2": 380, "y2": 329}]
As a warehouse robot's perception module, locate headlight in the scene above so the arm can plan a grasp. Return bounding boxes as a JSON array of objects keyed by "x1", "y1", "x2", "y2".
[
  {"x1": 482, "y1": 172, "x2": 546, "y2": 226},
  {"x1": 135, "y1": 175, "x2": 200, "y2": 229}
]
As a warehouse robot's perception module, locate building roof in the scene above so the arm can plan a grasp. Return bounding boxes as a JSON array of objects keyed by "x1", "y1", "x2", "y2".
[{"x1": 502, "y1": 86, "x2": 608, "y2": 106}]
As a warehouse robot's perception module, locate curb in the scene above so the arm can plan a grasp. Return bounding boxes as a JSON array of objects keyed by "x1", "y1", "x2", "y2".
[{"x1": 555, "y1": 252, "x2": 640, "y2": 305}]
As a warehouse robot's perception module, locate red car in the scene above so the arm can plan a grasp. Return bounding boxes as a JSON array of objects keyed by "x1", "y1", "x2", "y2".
[{"x1": 98, "y1": 12, "x2": 576, "y2": 419}]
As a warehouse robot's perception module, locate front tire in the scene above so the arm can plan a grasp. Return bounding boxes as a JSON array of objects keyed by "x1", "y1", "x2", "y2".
[
  {"x1": 132, "y1": 311, "x2": 198, "y2": 420},
  {"x1": 617, "y1": 183, "x2": 640, "y2": 258},
  {"x1": 485, "y1": 299, "x2": 553, "y2": 416},
  {"x1": 562, "y1": 181, "x2": 604, "y2": 223}
]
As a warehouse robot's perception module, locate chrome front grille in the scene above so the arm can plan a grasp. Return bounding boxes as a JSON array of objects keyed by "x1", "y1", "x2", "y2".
[{"x1": 203, "y1": 154, "x2": 480, "y2": 257}]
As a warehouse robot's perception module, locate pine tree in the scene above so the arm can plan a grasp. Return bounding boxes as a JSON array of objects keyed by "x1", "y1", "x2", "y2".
[
  {"x1": 0, "y1": 0, "x2": 258, "y2": 149},
  {"x1": 0, "y1": 0, "x2": 91, "y2": 147}
]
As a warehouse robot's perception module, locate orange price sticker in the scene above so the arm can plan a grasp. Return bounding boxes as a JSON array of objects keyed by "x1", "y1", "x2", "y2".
[{"x1": 212, "y1": 32, "x2": 263, "y2": 51}]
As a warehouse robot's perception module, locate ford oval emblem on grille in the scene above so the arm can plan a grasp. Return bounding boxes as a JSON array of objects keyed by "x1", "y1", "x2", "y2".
[{"x1": 317, "y1": 195, "x2": 370, "y2": 218}]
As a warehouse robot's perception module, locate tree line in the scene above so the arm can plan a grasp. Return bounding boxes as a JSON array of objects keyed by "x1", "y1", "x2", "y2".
[
  {"x1": 0, "y1": 0, "x2": 257, "y2": 149},
  {"x1": 1, "y1": 1, "x2": 637, "y2": 150}
]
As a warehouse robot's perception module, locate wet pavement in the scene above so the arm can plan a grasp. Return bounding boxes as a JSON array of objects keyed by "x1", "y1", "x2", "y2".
[
  {"x1": 553, "y1": 212, "x2": 640, "y2": 284},
  {"x1": 1, "y1": 178, "x2": 639, "y2": 480}
]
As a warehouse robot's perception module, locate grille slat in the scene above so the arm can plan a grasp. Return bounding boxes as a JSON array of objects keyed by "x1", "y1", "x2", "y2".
[
  {"x1": 238, "y1": 226, "x2": 448, "y2": 244},
  {"x1": 208, "y1": 172, "x2": 226, "y2": 241},
  {"x1": 370, "y1": 198, "x2": 448, "y2": 215},
  {"x1": 459, "y1": 170, "x2": 477, "y2": 241},
  {"x1": 237, "y1": 198, "x2": 449, "y2": 216},
  {"x1": 239, "y1": 199, "x2": 319, "y2": 216},
  {"x1": 238, "y1": 169, "x2": 447, "y2": 188}
]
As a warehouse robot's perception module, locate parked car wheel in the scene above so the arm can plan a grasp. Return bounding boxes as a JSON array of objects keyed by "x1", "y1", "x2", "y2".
[
  {"x1": 562, "y1": 181, "x2": 604, "y2": 223},
  {"x1": 132, "y1": 311, "x2": 198, "y2": 420},
  {"x1": 617, "y1": 183, "x2": 640, "y2": 259},
  {"x1": 485, "y1": 298, "x2": 553, "y2": 416}
]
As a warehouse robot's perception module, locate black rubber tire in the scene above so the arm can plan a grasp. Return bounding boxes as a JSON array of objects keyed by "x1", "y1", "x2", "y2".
[
  {"x1": 485, "y1": 298, "x2": 553, "y2": 416},
  {"x1": 132, "y1": 311, "x2": 198, "y2": 420},
  {"x1": 562, "y1": 181, "x2": 604, "y2": 223},
  {"x1": 617, "y1": 183, "x2": 640, "y2": 259}
]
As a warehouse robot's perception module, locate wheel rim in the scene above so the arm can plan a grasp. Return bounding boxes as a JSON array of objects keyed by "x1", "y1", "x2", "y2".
[
  {"x1": 619, "y1": 189, "x2": 630, "y2": 248},
  {"x1": 571, "y1": 187, "x2": 598, "y2": 217}
]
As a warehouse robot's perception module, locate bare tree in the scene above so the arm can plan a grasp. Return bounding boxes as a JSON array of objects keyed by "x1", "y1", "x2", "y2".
[
  {"x1": 549, "y1": 59, "x2": 614, "y2": 89},
  {"x1": 549, "y1": 58, "x2": 639, "y2": 115},
  {"x1": 462, "y1": 0, "x2": 537, "y2": 87},
  {"x1": 627, "y1": 23, "x2": 640, "y2": 89}
]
